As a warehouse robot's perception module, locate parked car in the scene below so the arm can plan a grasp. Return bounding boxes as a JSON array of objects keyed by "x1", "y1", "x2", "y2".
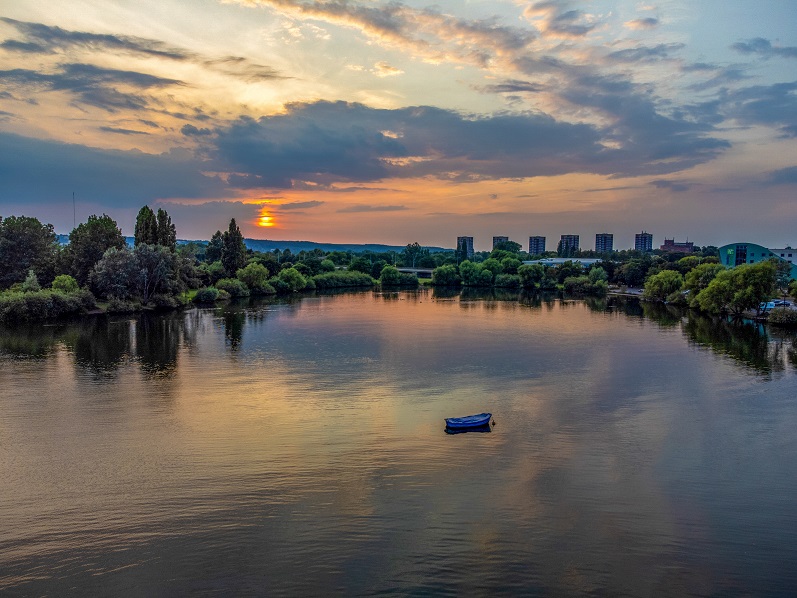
[
  {"x1": 759, "y1": 301, "x2": 776, "y2": 312},
  {"x1": 774, "y1": 300, "x2": 792, "y2": 307}
]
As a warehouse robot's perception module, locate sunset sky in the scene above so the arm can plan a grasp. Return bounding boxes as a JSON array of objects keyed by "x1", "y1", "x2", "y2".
[{"x1": 1, "y1": 1, "x2": 796, "y2": 250}]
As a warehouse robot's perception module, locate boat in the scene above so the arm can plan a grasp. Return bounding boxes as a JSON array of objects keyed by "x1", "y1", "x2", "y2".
[{"x1": 445, "y1": 412, "x2": 493, "y2": 430}]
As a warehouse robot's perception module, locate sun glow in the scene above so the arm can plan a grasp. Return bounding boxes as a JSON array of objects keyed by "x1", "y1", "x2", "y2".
[{"x1": 258, "y1": 212, "x2": 275, "y2": 227}]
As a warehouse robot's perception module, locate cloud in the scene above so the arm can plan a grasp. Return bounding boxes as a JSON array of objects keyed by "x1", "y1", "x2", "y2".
[
  {"x1": 650, "y1": 179, "x2": 691, "y2": 193},
  {"x1": 203, "y1": 56, "x2": 286, "y2": 81},
  {"x1": 275, "y1": 200, "x2": 325, "y2": 210},
  {"x1": 476, "y1": 79, "x2": 545, "y2": 94},
  {"x1": 767, "y1": 166, "x2": 797, "y2": 185},
  {"x1": 624, "y1": 18, "x2": 659, "y2": 30},
  {"x1": 731, "y1": 38, "x2": 797, "y2": 59},
  {"x1": 209, "y1": 99, "x2": 728, "y2": 188},
  {"x1": 181, "y1": 124, "x2": 213, "y2": 136},
  {"x1": 336, "y1": 204, "x2": 409, "y2": 213},
  {"x1": 605, "y1": 43, "x2": 684, "y2": 63},
  {"x1": 99, "y1": 126, "x2": 151, "y2": 135},
  {"x1": 0, "y1": 63, "x2": 183, "y2": 112},
  {"x1": 524, "y1": 1, "x2": 597, "y2": 38},
  {"x1": 720, "y1": 81, "x2": 797, "y2": 135},
  {"x1": 233, "y1": 0, "x2": 535, "y2": 68},
  {"x1": 0, "y1": 18, "x2": 190, "y2": 60},
  {"x1": 687, "y1": 67, "x2": 750, "y2": 91},
  {"x1": 372, "y1": 61, "x2": 403, "y2": 77},
  {"x1": 0, "y1": 131, "x2": 225, "y2": 208}
]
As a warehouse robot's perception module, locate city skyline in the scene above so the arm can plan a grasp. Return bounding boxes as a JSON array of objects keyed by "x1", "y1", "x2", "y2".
[{"x1": 1, "y1": 1, "x2": 796, "y2": 247}]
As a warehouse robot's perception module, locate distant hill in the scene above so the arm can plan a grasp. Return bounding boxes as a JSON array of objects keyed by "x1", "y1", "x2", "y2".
[{"x1": 56, "y1": 234, "x2": 450, "y2": 254}]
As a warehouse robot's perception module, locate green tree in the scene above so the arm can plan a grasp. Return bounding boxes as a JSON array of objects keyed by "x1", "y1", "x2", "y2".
[
  {"x1": 773, "y1": 258, "x2": 793, "y2": 299},
  {"x1": 401, "y1": 242, "x2": 428, "y2": 268},
  {"x1": 205, "y1": 230, "x2": 224, "y2": 263},
  {"x1": 277, "y1": 267, "x2": 307, "y2": 292},
  {"x1": 0, "y1": 215, "x2": 59, "y2": 289},
  {"x1": 518, "y1": 263, "x2": 545, "y2": 289},
  {"x1": 68, "y1": 214, "x2": 126, "y2": 285},
  {"x1": 221, "y1": 219, "x2": 247, "y2": 277},
  {"x1": 493, "y1": 240, "x2": 522, "y2": 253},
  {"x1": 320, "y1": 259, "x2": 336, "y2": 273},
  {"x1": 695, "y1": 262, "x2": 776, "y2": 315},
  {"x1": 89, "y1": 247, "x2": 139, "y2": 299},
  {"x1": 236, "y1": 262, "x2": 270, "y2": 290},
  {"x1": 481, "y1": 258, "x2": 503, "y2": 278},
  {"x1": 348, "y1": 257, "x2": 372, "y2": 274},
  {"x1": 21, "y1": 269, "x2": 41, "y2": 292},
  {"x1": 683, "y1": 263, "x2": 725, "y2": 307},
  {"x1": 51, "y1": 274, "x2": 79, "y2": 294},
  {"x1": 134, "y1": 206, "x2": 158, "y2": 246},
  {"x1": 379, "y1": 265, "x2": 402, "y2": 286},
  {"x1": 555, "y1": 260, "x2": 582, "y2": 284},
  {"x1": 156, "y1": 208, "x2": 177, "y2": 251},
  {"x1": 133, "y1": 244, "x2": 179, "y2": 304},
  {"x1": 643, "y1": 270, "x2": 684, "y2": 302},
  {"x1": 431, "y1": 264, "x2": 460, "y2": 286},
  {"x1": 500, "y1": 257, "x2": 522, "y2": 274}
]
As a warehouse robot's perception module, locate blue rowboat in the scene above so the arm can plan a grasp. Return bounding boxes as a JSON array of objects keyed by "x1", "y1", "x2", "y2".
[{"x1": 445, "y1": 412, "x2": 492, "y2": 430}]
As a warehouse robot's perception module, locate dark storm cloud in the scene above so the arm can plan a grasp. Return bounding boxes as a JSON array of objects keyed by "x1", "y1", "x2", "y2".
[
  {"x1": 767, "y1": 166, "x2": 797, "y2": 185},
  {"x1": 0, "y1": 63, "x2": 183, "y2": 112},
  {"x1": 605, "y1": 43, "x2": 684, "y2": 63},
  {"x1": 0, "y1": 18, "x2": 190, "y2": 60},
  {"x1": 211, "y1": 99, "x2": 729, "y2": 187},
  {"x1": 731, "y1": 38, "x2": 797, "y2": 59},
  {"x1": 0, "y1": 132, "x2": 225, "y2": 207}
]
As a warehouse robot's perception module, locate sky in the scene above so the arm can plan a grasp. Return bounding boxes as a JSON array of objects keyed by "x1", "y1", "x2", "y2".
[{"x1": 0, "y1": 1, "x2": 796, "y2": 251}]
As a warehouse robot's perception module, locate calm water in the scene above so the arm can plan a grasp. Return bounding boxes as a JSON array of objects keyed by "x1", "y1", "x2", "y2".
[{"x1": 2, "y1": 291, "x2": 797, "y2": 596}]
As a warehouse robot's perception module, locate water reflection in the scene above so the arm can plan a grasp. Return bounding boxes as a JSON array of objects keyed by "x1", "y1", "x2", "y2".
[{"x1": 2, "y1": 291, "x2": 797, "y2": 596}]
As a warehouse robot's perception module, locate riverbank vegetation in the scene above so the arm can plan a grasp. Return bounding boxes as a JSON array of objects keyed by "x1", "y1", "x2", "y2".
[{"x1": 1, "y1": 210, "x2": 794, "y2": 324}]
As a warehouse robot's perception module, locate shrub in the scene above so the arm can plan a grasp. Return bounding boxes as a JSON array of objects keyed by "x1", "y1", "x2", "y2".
[
  {"x1": 215, "y1": 278, "x2": 250, "y2": 297},
  {"x1": 379, "y1": 265, "x2": 402, "y2": 286},
  {"x1": 303, "y1": 277, "x2": 316, "y2": 290},
  {"x1": 236, "y1": 263, "x2": 269, "y2": 289},
  {"x1": 106, "y1": 296, "x2": 138, "y2": 313},
  {"x1": 399, "y1": 272, "x2": 419, "y2": 287},
  {"x1": 278, "y1": 267, "x2": 307, "y2": 292},
  {"x1": 51, "y1": 274, "x2": 79, "y2": 294},
  {"x1": 149, "y1": 293, "x2": 187, "y2": 309},
  {"x1": 269, "y1": 277, "x2": 292, "y2": 294},
  {"x1": 768, "y1": 307, "x2": 797, "y2": 327},
  {"x1": 494, "y1": 273, "x2": 521, "y2": 288},
  {"x1": 21, "y1": 269, "x2": 41, "y2": 292},
  {"x1": 0, "y1": 289, "x2": 96, "y2": 322},
  {"x1": 193, "y1": 287, "x2": 220, "y2": 303},
  {"x1": 431, "y1": 264, "x2": 460, "y2": 286},
  {"x1": 312, "y1": 271, "x2": 375, "y2": 289}
]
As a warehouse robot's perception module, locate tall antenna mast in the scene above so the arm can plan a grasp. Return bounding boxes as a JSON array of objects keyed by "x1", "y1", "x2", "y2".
[{"x1": 72, "y1": 191, "x2": 76, "y2": 229}]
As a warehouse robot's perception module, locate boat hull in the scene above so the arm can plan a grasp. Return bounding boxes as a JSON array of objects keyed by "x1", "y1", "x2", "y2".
[{"x1": 445, "y1": 412, "x2": 492, "y2": 429}]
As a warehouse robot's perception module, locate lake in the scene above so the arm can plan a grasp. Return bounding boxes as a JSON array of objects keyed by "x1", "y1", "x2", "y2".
[{"x1": 2, "y1": 290, "x2": 797, "y2": 596}]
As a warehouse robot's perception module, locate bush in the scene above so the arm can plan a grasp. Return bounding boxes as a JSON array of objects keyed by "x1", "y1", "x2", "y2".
[
  {"x1": 312, "y1": 271, "x2": 375, "y2": 289},
  {"x1": 431, "y1": 264, "x2": 460, "y2": 286},
  {"x1": 379, "y1": 265, "x2": 402, "y2": 286},
  {"x1": 303, "y1": 277, "x2": 316, "y2": 290},
  {"x1": 269, "y1": 277, "x2": 292, "y2": 294},
  {"x1": 21, "y1": 269, "x2": 41, "y2": 292},
  {"x1": 51, "y1": 274, "x2": 79, "y2": 294},
  {"x1": 149, "y1": 293, "x2": 188, "y2": 309},
  {"x1": 278, "y1": 267, "x2": 307, "y2": 292},
  {"x1": 0, "y1": 289, "x2": 96, "y2": 322},
  {"x1": 236, "y1": 263, "x2": 270, "y2": 289},
  {"x1": 106, "y1": 296, "x2": 138, "y2": 313},
  {"x1": 768, "y1": 307, "x2": 797, "y2": 327},
  {"x1": 494, "y1": 273, "x2": 521, "y2": 288},
  {"x1": 193, "y1": 287, "x2": 220, "y2": 303},
  {"x1": 215, "y1": 278, "x2": 250, "y2": 297}
]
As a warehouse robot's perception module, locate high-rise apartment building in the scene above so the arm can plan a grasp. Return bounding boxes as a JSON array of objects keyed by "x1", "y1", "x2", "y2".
[
  {"x1": 559, "y1": 234, "x2": 580, "y2": 256},
  {"x1": 595, "y1": 233, "x2": 613, "y2": 253},
  {"x1": 456, "y1": 236, "x2": 474, "y2": 260},
  {"x1": 528, "y1": 236, "x2": 546, "y2": 255},
  {"x1": 635, "y1": 231, "x2": 653, "y2": 252},
  {"x1": 493, "y1": 236, "x2": 509, "y2": 249}
]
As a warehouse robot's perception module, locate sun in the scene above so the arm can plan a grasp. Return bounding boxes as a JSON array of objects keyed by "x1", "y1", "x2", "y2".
[{"x1": 257, "y1": 212, "x2": 275, "y2": 228}]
